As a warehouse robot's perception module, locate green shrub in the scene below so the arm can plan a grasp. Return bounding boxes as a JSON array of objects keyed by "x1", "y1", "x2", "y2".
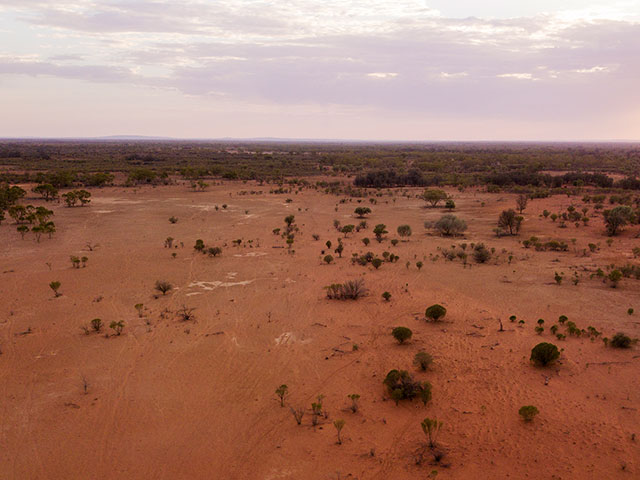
[
  {"x1": 382, "y1": 291, "x2": 391, "y2": 301},
  {"x1": 530, "y1": 342, "x2": 560, "y2": 366},
  {"x1": 610, "y1": 332, "x2": 632, "y2": 349},
  {"x1": 392, "y1": 326, "x2": 412, "y2": 344},
  {"x1": 383, "y1": 369, "x2": 422, "y2": 404},
  {"x1": 518, "y1": 405, "x2": 539, "y2": 422},
  {"x1": 425, "y1": 304, "x2": 446, "y2": 322},
  {"x1": 324, "y1": 254, "x2": 334, "y2": 264}
]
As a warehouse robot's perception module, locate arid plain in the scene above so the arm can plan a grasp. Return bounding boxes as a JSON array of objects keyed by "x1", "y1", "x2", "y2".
[{"x1": 1, "y1": 180, "x2": 639, "y2": 479}]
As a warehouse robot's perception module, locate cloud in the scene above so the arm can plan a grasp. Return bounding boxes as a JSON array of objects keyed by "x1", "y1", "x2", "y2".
[{"x1": 0, "y1": 0, "x2": 639, "y2": 137}]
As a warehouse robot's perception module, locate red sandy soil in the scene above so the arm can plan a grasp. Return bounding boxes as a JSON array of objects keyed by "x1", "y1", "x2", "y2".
[{"x1": 1, "y1": 181, "x2": 639, "y2": 479}]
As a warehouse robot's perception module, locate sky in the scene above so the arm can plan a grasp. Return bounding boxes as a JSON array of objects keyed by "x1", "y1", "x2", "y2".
[{"x1": 0, "y1": 0, "x2": 639, "y2": 141}]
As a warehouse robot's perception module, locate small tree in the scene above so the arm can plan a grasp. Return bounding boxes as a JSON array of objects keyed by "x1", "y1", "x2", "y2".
[
  {"x1": 333, "y1": 419, "x2": 345, "y2": 444},
  {"x1": 608, "y1": 269, "x2": 623, "y2": 288},
  {"x1": 423, "y1": 189, "x2": 447, "y2": 208},
  {"x1": 275, "y1": 384, "x2": 288, "y2": 407},
  {"x1": 324, "y1": 254, "x2": 334, "y2": 264},
  {"x1": 392, "y1": 326, "x2": 412, "y2": 344},
  {"x1": 498, "y1": 209, "x2": 523, "y2": 235},
  {"x1": 518, "y1": 405, "x2": 539, "y2": 422},
  {"x1": 155, "y1": 280, "x2": 173, "y2": 296},
  {"x1": 49, "y1": 281, "x2": 61, "y2": 297},
  {"x1": 425, "y1": 304, "x2": 446, "y2": 322},
  {"x1": 382, "y1": 291, "x2": 391, "y2": 302},
  {"x1": 516, "y1": 194, "x2": 528, "y2": 213},
  {"x1": 109, "y1": 320, "x2": 124, "y2": 336},
  {"x1": 371, "y1": 258, "x2": 383, "y2": 269},
  {"x1": 373, "y1": 224, "x2": 388, "y2": 242},
  {"x1": 17, "y1": 224, "x2": 29, "y2": 239},
  {"x1": 194, "y1": 239, "x2": 205, "y2": 252},
  {"x1": 362, "y1": 237, "x2": 370, "y2": 246},
  {"x1": 445, "y1": 199, "x2": 455, "y2": 210},
  {"x1": 416, "y1": 261, "x2": 423, "y2": 270},
  {"x1": 354, "y1": 207, "x2": 371, "y2": 218},
  {"x1": 341, "y1": 224, "x2": 355, "y2": 237},
  {"x1": 603, "y1": 206, "x2": 636, "y2": 236},
  {"x1": 530, "y1": 342, "x2": 560, "y2": 366},
  {"x1": 414, "y1": 351, "x2": 433, "y2": 371}
]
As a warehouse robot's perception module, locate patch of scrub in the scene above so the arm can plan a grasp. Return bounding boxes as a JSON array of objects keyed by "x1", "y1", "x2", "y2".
[{"x1": 189, "y1": 280, "x2": 255, "y2": 291}]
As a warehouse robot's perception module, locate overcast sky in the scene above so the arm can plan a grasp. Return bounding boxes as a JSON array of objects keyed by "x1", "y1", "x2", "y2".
[{"x1": 1, "y1": 0, "x2": 639, "y2": 140}]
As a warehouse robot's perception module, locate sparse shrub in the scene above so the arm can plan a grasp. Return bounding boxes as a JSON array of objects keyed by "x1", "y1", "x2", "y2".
[
  {"x1": 397, "y1": 224, "x2": 412, "y2": 238},
  {"x1": 414, "y1": 351, "x2": 433, "y2": 371},
  {"x1": 371, "y1": 258, "x2": 383, "y2": 269},
  {"x1": 628, "y1": 308, "x2": 634, "y2": 315},
  {"x1": 530, "y1": 342, "x2": 560, "y2": 366},
  {"x1": 347, "y1": 394, "x2": 360, "y2": 413},
  {"x1": 392, "y1": 326, "x2": 413, "y2": 344},
  {"x1": 509, "y1": 315, "x2": 517, "y2": 322},
  {"x1": 535, "y1": 326, "x2": 544, "y2": 335},
  {"x1": 416, "y1": 261, "x2": 423, "y2": 270},
  {"x1": 155, "y1": 280, "x2": 173, "y2": 296},
  {"x1": 425, "y1": 304, "x2": 446, "y2": 322},
  {"x1": 333, "y1": 419, "x2": 345, "y2": 444},
  {"x1": 558, "y1": 315, "x2": 568, "y2": 324},
  {"x1": 418, "y1": 382, "x2": 432, "y2": 406},
  {"x1": 290, "y1": 406, "x2": 304, "y2": 425},
  {"x1": 194, "y1": 239, "x2": 205, "y2": 252},
  {"x1": 326, "y1": 279, "x2": 368, "y2": 300},
  {"x1": 445, "y1": 199, "x2": 455, "y2": 210},
  {"x1": 391, "y1": 239, "x2": 399, "y2": 246},
  {"x1": 176, "y1": 305, "x2": 196, "y2": 322},
  {"x1": 49, "y1": 281, "x2": 61, "y2": 297},
  {"x1": 421, "y1": 418, "x2": 443, "y2": 448},
  {"x1": 382, "y1": 291, "x2": 391, "y2": 301},
  {"x1": 554, "y1": 272, "x2": 563, "y2": 285},
  {"x1": 275, "y1": 384, "x2": 288, "y2": 407},
  {"x1": 324, "y1": 254, "x2": 334, "y2": 264},
  {"x1": 518, "y1": 405, "x2": 539, "y2": 422},
  {"x1": 169, "y1": 216, "x2": 178, "y2": 223},
  {"x1": 362, "y1": 237, "x2": 370, "y2": 246},
  {"x1": 207, "y1": 246, "x2": 223, "y2": 257},
  {"x1": 135, "y1": 303, "x2": 144, "y2": 317}
]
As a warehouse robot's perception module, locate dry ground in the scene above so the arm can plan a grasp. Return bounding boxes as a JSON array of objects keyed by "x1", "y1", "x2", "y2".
[{"x1": 1, "y1": 181, "x2": 639, "y2": 479}]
